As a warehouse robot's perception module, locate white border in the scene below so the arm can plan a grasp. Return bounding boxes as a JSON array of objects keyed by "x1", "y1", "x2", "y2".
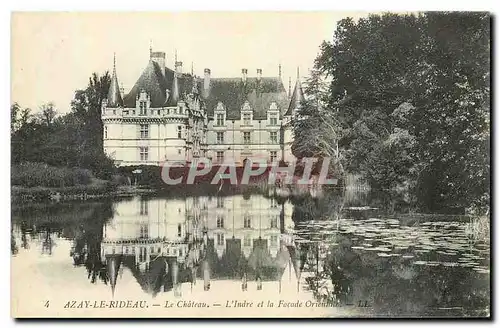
[{"x1": 2, "y1": 1, "x2": 497, "y2": 327}]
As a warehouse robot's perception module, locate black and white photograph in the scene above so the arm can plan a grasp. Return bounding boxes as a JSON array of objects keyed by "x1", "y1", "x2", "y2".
[{"x1": 9, "y1": 11, "x2": 491, "y2": 318}]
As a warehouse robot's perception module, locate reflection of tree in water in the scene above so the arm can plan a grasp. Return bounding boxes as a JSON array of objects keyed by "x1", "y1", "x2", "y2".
[
  {"x1": 291, "y1": 190, "x2": 352, "y2": 303},
  {"x1": 20, "y1": 221, "x2": 33, "y2": 250},
  {"x1": 291, "y1": 190, "x2": 344, "y2": 223},
  {"x1": 291, "y1": 189, "x2": 489, "y2": 316},
  {"x1": 41, "y1": 228, "x2": 54, "y2": 255},
  {"x1": 11, "y1": 229, "x2": 18, "y2": 255},
  {"x1": 11, "y1": 201, "x2": 113, "y2": 286},
  {"x1": 69, "y1": 202, "x2": 114, "y2": 285}
]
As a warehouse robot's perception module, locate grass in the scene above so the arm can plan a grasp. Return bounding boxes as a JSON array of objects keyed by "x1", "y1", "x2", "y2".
[
  {"x1": 11, "y1": 162, "x2": 121, "y2": 203},
  {"x1": 11, "y1": 162, "x2": 93, "y2": 188}
]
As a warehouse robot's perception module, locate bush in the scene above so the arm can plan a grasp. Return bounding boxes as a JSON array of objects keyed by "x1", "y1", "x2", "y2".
[{"x1": 11, "y1": 162, "x2": 94, "y2": 188}]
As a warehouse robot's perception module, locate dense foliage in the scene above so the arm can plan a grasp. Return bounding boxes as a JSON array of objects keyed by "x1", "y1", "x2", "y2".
[
  {"x1": 292, "y1": 12, "x2": 490, "y2": 214},
  {"x1": 11, "y1": 72, "x2": 116, "y2": 181}
]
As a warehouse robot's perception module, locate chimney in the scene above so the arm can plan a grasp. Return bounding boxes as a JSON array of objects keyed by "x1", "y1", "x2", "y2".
[
  {"x1": 256, "y1": 68, "x2": 262, "y2": 81},
  {"x1": 151, "y1": 51, "x2": 166, "y2": 77},
  {"x1": 203, "y1": 68, "x2": 211, "y2": 98},
  {"x1": 175, "y1": 61, "x2": 183, "y2": 74},
  {"x1": 241, "y1": 68, "x2": 248, "y2": 83}
]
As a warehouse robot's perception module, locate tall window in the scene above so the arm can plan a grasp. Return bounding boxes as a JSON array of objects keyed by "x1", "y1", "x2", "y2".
[
  {"x1": 270, "y1": 216, "x2": 278, "y2": 228},
  {"x1": 270, "y1": 198, "x2": 278, "y2": 208},
  {"x1": 243, "y1": 113, "x2": 251, "y2": 125},
  {"x1": 270, "y1": 131, "x2": 278, "y2": 144},
  {"x1": 140, "y1": 199, "x2": 148, "y2": 215},
  {"x1": 243, "y1": 132, "x2": 251, "y2": 144},
  {"x1": 140, "y1": 147, "x2": 149, "y2": 161},
  {"x1": 216, "y1": 113, "x2": 224, "y2": 126},
  {"x1": 139, "y1": 247, "x2": 146, "y2": 261},
  {"x1": 140, "y1": 124, "x2": 149, "y2": 139},
  {"x1": 139, "y1": 224, "x2": 148, "y2": 238},
  {"x1": 177, "y1": 126, "x2": 182, "y2": 139},
  {"x1": 139, "y1": 101, "x2": 147, "y2": 115},
  {"x1": 216, "y1": 132, "x2": 224, "y2": 144},
  {"x1": 104, "y1": 125, "x2": 108, "y2": 139},
  {"x1": 270, "y1": 114, "x2": 278, "y2": 126},
  {"x1": 216, "y1": 151, "x2": 224, "y2": 163},
  {"x1": 216, "y1": 216, "x2": 224, "y2": 228},
  {"x1": 216, "y1": 197, "x2": 224, "y2": 208},
  {"x1": 244, "y1": 215, "x2": 251, "y2": 228},
  {"x1": 177, "y1": 224, "x2": 182, "y2": 237},
  {"x1": 216, "y1": 233, "x2": 224, "y2": 246},
  {"x1": 244, "y1": 235, "x2": 251, "y2": 247},
  {"x1": 270, "y1": 151, "x2": 277, "y2": 163},
  {"x1": 270, "y1": 235, "x2": 278, "y2": 247}
]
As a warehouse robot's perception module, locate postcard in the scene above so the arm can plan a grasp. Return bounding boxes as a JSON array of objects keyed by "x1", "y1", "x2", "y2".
[{"x1": 10, "y1": 11, "x2": 491, "y2": 318}]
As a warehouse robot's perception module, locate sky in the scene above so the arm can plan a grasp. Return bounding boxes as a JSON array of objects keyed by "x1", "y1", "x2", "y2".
[{"x1": 11, "y1": 12, "x2": 370, "y2": 113}]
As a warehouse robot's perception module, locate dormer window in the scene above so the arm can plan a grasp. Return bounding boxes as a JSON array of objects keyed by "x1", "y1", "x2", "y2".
[
  {"x1": 216, "y1": 113, "x2": 224, "y2": 126},
  {"x1": 269, "y1": 113, "x2": 278, "y2": 126},
  {"x1": 139, "y1": 101, "x2": 147, "y2": 115},
  {"x1": 243, "y1": 113, "x2": 251, "y2": 125}
]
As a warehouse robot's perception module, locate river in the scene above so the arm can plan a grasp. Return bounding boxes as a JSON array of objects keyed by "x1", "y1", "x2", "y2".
[{"x1": 10, "y1": 189, "x2": 490, "y2": 318}]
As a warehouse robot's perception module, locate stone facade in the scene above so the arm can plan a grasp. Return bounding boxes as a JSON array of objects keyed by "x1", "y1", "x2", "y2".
[
  {"x1": 102, "y1": 51, "x2": 304, "y2": 167},
  {"x1": 100, "y1": 194, "x2": 299, "y2": 295}
]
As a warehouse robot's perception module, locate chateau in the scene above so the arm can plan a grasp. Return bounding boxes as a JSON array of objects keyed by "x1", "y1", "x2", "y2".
[
  {"x1": 99, "y1": 194, "x2": 308, "y2": 296},
  {"x1": 101, "y1": 49, "x2": 305, "y2": 167}
]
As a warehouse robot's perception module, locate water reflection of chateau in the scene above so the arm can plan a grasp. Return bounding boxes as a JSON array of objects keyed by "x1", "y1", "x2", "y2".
[{"x1": 100, "y1": 195, "x2": 304, "y2": 297}]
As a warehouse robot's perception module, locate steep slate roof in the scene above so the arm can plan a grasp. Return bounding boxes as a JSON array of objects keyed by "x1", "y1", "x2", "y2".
[
  {"x1": 107, "y1": 60, "x2": 123, "y2": 108},
  {"x1": 123, "y1": 60, "x2": 170, "y2": 108},
  {"x1": 204, "y1": 77, "x2": 289, "y2": 120},
  {"x1": 202, "y1": 237, "x2": 287, "y2": 281},
  {"x1": 285, "y1": 78, "x2": 305, "y2": 116},
  {"x1": 123, "y1": 60, "x2": 202, "y2": 108},
  {"x1": 122, "y1": 58, "x2": 290, "y2": 117}
]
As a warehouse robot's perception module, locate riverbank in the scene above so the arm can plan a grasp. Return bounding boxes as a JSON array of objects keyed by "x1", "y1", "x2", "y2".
[{"x1": 10, "y1": 183, "x2": 160, "y2": 204}]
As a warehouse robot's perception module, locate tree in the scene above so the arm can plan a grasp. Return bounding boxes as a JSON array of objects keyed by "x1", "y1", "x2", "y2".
[
  {"x1": 71, "y1": 71, "x2": 111, "y2": 152},
  {"x1": 292, "y1": 68, "x2": 344, "y2": 177},
  {"x1": 297, "y1": 12, "x2": 490, "y2": 213},
  {"x1": 38, "y1": 102, "x2": 57, "y2": 127},
  {"x1": 11, "y1": 71, "x2": 116, "y2": 179},
  {"x1": 11, "y1": 103, "x2": 20, "y2": 134}
]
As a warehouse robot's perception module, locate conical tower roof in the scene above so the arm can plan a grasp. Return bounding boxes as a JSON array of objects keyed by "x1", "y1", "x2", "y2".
[
  {"x1": 285, "y1": 68, "x2": 305, "y2": 116},
  {"x1": 107, "y1": 54, "x2": 123, "y2": 108},
  {"x1": 106, "y1": 255, "x2": 122, "y2": 297},
  {"x1": 166, "y1": 71, "x2": 180, "y2": 106}
]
